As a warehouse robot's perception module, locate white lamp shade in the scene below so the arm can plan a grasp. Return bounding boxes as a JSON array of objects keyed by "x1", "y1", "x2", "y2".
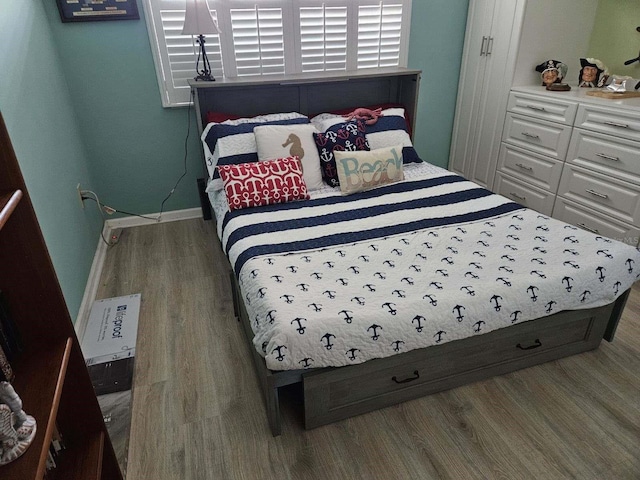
[{"x1": 182, "y1": 0, "x2": 220, "y2": 35}]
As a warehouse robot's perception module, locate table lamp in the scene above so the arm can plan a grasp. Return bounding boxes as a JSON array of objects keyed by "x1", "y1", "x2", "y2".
[{"x1": 182, "y1": 0, "x2": 221, "y2": 82}]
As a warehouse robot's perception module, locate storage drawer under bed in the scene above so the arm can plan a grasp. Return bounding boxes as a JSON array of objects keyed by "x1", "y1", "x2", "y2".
[{"x1": 303, "y1": 304, "x2": 613, "y2": 429}]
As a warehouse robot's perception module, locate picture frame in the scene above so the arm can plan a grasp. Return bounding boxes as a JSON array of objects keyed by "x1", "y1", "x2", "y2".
[{"x1": 56, "y1": 0, "x2": 140, "y2": 23}]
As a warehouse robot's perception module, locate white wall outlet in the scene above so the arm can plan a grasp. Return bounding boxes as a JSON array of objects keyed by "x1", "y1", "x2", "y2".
[{"x1": 77, "y1": 183, "x2": 85, "y2": 209}]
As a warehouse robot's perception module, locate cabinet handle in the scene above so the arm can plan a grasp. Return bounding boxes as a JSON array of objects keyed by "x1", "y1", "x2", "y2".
[
  {"x1": 577, "y1": 223, "x2": 599, "y2": 234},
  {"x1": 595, "y1": 152, "x2": 620, "y2": 162},
  {"x1": 480, "y1": 36, "x2": 487, "y2": 56},
  {"x1": 515, "y1": 163, "x2": 533, "y2": 172},
  {"x1": 585, "y1": 188, "x2": 609, "y2": 199},
  {"x1": 526, "y1": 105, "x2": 547, "y2": 112},
  {"x1": 392, "y1": 370, "x2": 420, "y2": 384},
  {"x1": 521, "y1": 132, "x2": 540, "y2": 140},
  {"x1": 510, "y1": 192, "x2": 526, "y2": 201},
  {"x1": 604, "y1": 121, "x2": 630, "y2": 129},
  {"x1": 486, "y1": 36, "x2": 494, "y2": 55},
  {"x1": 516, "y1": 339, "x2": 542, "y2": 350}
]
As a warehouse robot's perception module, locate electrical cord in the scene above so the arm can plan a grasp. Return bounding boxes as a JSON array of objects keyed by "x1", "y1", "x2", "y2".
[
  {"x1": 81, "y1": 89, "x2": 194, "y2": 244},
  {"x1": 158, "y1": 88, "x2": 194, "y2": 219}
]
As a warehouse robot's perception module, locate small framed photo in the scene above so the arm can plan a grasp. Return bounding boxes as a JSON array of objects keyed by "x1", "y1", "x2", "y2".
[{"x1": 56, "y1": 0, "x2": 140, "y2": 23}]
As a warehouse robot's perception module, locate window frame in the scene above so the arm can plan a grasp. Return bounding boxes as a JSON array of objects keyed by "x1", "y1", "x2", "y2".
[{"x1": 142, "y1": 0, "x2": 412, "y2": 107}]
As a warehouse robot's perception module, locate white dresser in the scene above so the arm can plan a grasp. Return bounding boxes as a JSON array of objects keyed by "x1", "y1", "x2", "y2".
[{"x1": 494, "y1": 86, "x2": 640, "y2": 246}]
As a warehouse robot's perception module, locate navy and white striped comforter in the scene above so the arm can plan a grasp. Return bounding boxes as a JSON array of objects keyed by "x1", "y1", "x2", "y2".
[{"x1": 212, "y1": 165, "x2": 640, "y2": 370}]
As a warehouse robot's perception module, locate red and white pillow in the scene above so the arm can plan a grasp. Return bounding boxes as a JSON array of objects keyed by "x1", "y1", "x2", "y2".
[{"x1": 217, "y1": 156, "x2": 310, "y2": 210}]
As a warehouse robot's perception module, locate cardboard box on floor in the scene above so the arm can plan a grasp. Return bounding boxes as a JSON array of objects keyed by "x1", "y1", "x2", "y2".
[{"x1": 81, "y1": 294, "x2": 141, "y2": 395}]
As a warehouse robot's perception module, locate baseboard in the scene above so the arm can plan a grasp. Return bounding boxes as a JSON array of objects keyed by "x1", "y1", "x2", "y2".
[
  {"x1": 74, "y1": 222, "x2": 111, "y2": 341},
  {"x1": 104, "y1": 207, "x2": 202, "y2": 230},
  {"x1": 74, "y1": 207, "x2": 203, "y2": 340}
]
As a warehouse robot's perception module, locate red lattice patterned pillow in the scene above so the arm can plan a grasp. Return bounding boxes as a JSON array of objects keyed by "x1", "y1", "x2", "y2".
[{"x1": 217, "y1": 156, "x2": 310, "y2": 210}]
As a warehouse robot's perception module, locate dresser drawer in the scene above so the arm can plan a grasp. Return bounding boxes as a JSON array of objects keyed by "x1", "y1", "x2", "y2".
[
  {"x1": 503, "y1": 113, "x2": 572, "y2": 160},
  {"x1": 575, "y1": 104, "x2": 640, "y2": 142},
  {"x1": 552, "y1": 197, "x2": 640, "y2": 245},
  {"x1": 557, "y1": 164, "x2": 640, "y2": 225},
  {"x1": 507, "y1": 91, "x2": 577, "y2": 125},
  {"x1": 494, "y1": 172, "x2": 555, "y2": 215},
  {"x1": 497, "y1": 143, "x2": 563, "y2": 192},
  {"x1": 303, "y1": 306, "x2": 610, "y2": 429},
  {"x1": 567, "y1": 128, "x2": 640, "y2": 186}
]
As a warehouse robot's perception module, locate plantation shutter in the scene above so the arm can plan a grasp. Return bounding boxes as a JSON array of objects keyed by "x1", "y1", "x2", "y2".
[
  {"x1": 357, "y1": 1, "x2": 410, "y2": 69},
  {"x1": 142, "y1": 0, "x2": 412, "y2": 107},
  {"x1": 294, "y1": 0, "x2": 351, "y2": 72},
  {"x1": 143, "y1": 0, "x2": 223, "y2": 106}
]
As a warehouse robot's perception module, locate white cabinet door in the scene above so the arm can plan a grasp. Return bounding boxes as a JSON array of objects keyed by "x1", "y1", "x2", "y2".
[
  {"x1": 449, "y1": 0, "x2": 525, "y2": 189},
  {"x1": 449, "y1": 0, "x2": 494, "y2": 178}
]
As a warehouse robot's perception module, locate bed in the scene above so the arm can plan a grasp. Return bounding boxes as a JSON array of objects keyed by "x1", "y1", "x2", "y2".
[{"x1": 189, "y1": 68, "x2": 639, "y2": 436}]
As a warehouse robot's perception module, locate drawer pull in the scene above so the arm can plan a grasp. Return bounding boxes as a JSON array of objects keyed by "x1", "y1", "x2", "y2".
[
  {"x1": 515, "y1": 163, "x2": 533, "y2": 172},
  {"x1": 595, "y1": 153, "x2": 620, "y2": 162},
  {"x1": 526, "y1": 105, "x2": 547, "y2": 112},
  {"x1": 516, "y1": 339, "x2": 542, "y2": 350},
  {"x1": 392, "y1": 370, "x2": 420, "y2": 384},
  {"x1": 510, "y1": 192, "x2": 526, "y2": 201},
  {"x1": 585, "y1": 188, "x2": 609, "y2": 199},
  {"x1": 521, "y1": 132, "x2": 540, "y2": 140},
  {"x1": 577, "y1": 223, "x2": 599, "y2": 234},
  {"x1": 603, "y1": 121, "x2": 629, "y2": 129}
]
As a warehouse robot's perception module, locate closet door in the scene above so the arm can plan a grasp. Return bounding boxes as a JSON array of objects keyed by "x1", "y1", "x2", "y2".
[
  {"x1": 449, "y1": 0, "x2": 525, "y2": 189},
  {"x1": 467, "y1": 0, "x2": 524, "y2": 188},
  {"x1": 449, "y1": 0, "x2": 494, "y2": 178}
]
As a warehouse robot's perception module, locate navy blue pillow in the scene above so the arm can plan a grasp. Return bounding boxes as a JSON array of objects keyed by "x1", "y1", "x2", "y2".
[{"x1": 313, "y1": 120, "x2": 370, "y2": 187}]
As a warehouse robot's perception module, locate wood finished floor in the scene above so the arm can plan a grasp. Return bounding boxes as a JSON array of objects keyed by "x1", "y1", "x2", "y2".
[{"x1": 96, "y1": 218, "x2": 640, "y2": 480}]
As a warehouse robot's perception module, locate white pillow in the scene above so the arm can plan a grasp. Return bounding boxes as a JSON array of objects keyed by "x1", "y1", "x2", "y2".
[{"x1": 253, "y1": 124, "x2": 325, "y2": 191}]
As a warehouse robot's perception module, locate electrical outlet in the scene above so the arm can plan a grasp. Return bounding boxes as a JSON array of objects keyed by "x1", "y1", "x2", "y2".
[
  {"x1": 109, "y1": 228, "x2": 123, "y2": 245},
  {"x1": 77, "y1": 183, "x2": 85, "y2": 209}
]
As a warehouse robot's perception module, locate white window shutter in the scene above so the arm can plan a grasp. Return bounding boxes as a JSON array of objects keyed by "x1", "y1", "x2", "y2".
[
  {"x1": 143, "y1": 0, "x2": 412, "y2": 107},
  {"x1": 142, "y1": 0, "x2": 223, "y2": 106},
  {"x1": 357, "y1": 1, "x2": 408, "y2": 69},
  {"x1": 295, "y1": 0, "x2": 349, "y2": 73}
]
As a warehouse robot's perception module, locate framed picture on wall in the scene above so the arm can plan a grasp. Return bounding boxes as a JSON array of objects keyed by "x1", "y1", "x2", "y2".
[{"x1": 56, "y1": 0, "x2": 139, "y2": 22}]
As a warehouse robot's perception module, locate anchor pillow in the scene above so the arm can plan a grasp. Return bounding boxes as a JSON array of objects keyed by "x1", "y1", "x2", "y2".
[
  {"x1": 313, "y1": 120, "x2": 370, "y2": 187},
  {"x1": 334, "y1": 145, "x2": 404, "y2": 195},
  {"x1": 313, "y1": 107, "x2": 422, "y2": 164},
  {"x1": 254, "y1": 124, "x2": 325, "y2": 191},
  {"x1": 217, "y1": 156, "x2": 310, "y2": 211}
]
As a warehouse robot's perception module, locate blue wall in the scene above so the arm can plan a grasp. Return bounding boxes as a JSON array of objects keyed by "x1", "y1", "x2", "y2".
[
  {"x1": 408, "y1": 0, "x2": 470, "y2": 168},
  {"x1": 42, "y1": 0, "x2": 203, "y2": 216},
  {"x1": 0, "y1": 1, "x2": 103, "y2": 320}
]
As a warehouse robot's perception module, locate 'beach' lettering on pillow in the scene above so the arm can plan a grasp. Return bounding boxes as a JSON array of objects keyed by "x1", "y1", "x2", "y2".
[{"x1": 334, "y1": 145, "x2": 404, "y2": 194}]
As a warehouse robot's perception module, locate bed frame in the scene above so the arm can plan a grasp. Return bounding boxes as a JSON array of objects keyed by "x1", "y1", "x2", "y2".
[{"x1": 190, "y1": 69, "x2": 630, "y2": 436}]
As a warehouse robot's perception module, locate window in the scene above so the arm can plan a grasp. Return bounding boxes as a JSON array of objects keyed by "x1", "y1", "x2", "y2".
[{"x1": 142, "y1": 0, "x2": 412, "y2": 107}]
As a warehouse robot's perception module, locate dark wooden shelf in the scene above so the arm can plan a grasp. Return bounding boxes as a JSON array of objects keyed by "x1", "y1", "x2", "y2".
[
  {"x1": 0, "y1": 337, "x2": 72, "y2": 479},
  {"x1": 51, "y1": 431, "x2": 104, "y2": 480},
  {"x1": 0, "y1": 189, "x2": 22, "y2": 231},
  {"x1": 0, "y1": 111, "x2": 122, "y2": 480}
]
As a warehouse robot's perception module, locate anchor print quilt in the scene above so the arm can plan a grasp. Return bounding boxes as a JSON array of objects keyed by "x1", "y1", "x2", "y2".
[{"x1": 212, "y1": 164, "x2": 640, "y2": 371}]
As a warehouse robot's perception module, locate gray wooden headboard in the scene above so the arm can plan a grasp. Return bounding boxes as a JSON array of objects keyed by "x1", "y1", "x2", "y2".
[
  {"x1": 190, "y1": 67, "x2": 421, "y2": 135},
  {"x1": 189, "y1": 67, "x2": 422, "y2": 217}
]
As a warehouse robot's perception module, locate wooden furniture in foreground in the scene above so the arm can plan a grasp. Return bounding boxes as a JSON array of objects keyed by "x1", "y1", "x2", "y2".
[{"x1": 0, "y1": 113, "x2": 122, "y2": 479}]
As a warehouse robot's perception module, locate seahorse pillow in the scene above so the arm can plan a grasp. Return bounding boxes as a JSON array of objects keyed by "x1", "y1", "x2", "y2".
[
  {"x1": 253, "y1": 124, "x2": 324, "y2": 191},
  {"x1": 217, "y1": 156, "x2": 310, "y2": 210},
  {"x1": 334, "y1": 145, "x2": 404, "y2": 195}
]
